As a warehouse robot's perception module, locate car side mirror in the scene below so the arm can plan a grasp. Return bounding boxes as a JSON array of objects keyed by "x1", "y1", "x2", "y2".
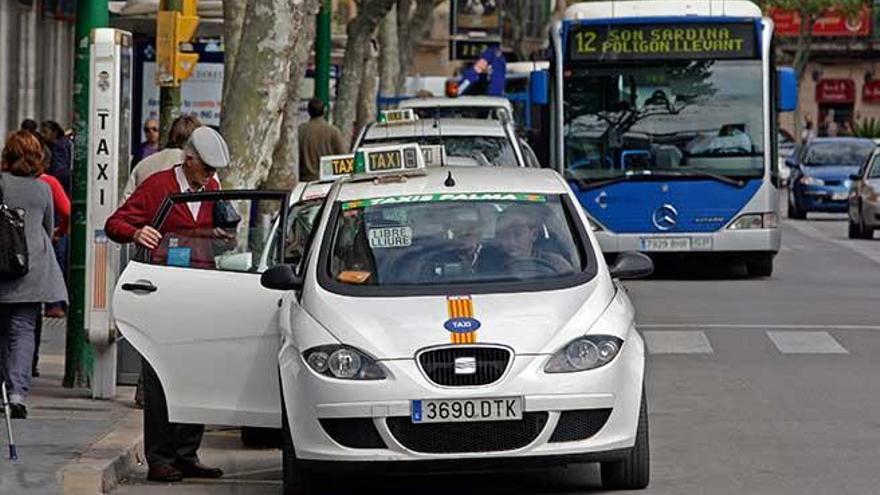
[
  {"x1": 608, "y1": 252, "x2": 654, "y2": 280},
  {"x1": 850, "y1": 173, "x2": 862, "y2": 182},
  {"x1": 260, "y1": 264, "x2": 303, "y2": 291}
]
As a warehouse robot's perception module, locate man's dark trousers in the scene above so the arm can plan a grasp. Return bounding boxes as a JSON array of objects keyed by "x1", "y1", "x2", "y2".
[{"x1": 142, "y1": 359, "x2": 204, "y2": 467}]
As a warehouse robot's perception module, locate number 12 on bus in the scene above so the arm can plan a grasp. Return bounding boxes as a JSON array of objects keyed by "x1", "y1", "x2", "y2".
[{"x1": 543, "y1": 0, "x2": 796, "y2": 278}]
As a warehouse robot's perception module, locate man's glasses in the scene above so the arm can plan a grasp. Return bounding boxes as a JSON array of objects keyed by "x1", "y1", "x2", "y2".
[{"x1": 144, "y1": 126, "x2": 159, "y2": 132}]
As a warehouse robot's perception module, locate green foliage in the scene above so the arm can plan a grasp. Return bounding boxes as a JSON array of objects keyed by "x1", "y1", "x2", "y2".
[{"x1": 853, "y1": 118, "x2": 880, "y2": 138}]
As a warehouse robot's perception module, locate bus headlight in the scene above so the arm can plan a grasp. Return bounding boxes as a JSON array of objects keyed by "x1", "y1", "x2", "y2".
[{"x1": 728, "y1": 213, "x2": 777, "y2": 230}]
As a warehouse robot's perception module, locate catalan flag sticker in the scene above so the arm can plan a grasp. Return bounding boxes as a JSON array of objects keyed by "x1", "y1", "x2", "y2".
[{"x1": 445, "y1": 296, "x2": 480, "y2": 344}]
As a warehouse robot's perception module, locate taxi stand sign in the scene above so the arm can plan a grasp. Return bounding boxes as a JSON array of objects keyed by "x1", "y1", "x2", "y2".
[{"x1": 319, "y1": 143, "x2": 426, "y2": 181}]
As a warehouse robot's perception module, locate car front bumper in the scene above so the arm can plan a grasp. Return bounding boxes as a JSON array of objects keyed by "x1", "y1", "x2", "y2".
[
  {"x1": 594, "y1": 227, "x2": 780, "y2": 255},
  {"x1": 797, "y1": 185, "x2": 850, "y2": 212},
  {"x1": 278, "y1": 332, "x2": 645, "y2": 464}
]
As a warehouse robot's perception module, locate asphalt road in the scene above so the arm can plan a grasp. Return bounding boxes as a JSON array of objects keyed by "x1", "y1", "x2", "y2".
[{"x1": 115, "y1": 212, "x2": 880, "y2": 495}]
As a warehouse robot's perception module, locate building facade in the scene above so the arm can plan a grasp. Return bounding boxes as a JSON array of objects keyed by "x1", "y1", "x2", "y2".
[{"x1": 0, "y1": 1, "x2": 75, "y2": 139}]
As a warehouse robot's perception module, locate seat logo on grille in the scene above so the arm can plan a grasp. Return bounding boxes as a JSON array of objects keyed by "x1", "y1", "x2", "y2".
[{"x1": 454, "y1": 357, "x2": 477, "y2": 375}]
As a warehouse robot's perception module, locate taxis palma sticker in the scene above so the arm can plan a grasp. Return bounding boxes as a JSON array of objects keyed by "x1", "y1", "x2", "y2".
[
  {"x1": 445, "y1": 296, "x2": 479, "y2": 344},
  {"x1": 342, "y1": 192, "x2": 547, "y2": 210}
]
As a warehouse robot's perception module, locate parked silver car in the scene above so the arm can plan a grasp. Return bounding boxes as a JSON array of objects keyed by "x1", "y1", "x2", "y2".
[{"x1": 848, "y1": 148, "x2": 880, "y2": 239}]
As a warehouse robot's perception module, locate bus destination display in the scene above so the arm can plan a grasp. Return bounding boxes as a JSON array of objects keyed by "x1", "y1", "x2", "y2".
[{"x1": 568, "y1": 22, "x2": 757, "y2": 61}]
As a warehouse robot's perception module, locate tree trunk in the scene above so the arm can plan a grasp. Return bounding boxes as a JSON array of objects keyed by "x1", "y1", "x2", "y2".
[
  {"x1": 266, "y1": 2, "x2": 321, "y2": 191},
  {"x1": 378, "y1": 8, "x2": 400, "y2": 100},
  {"x1": 791, "y1": 8, "x2": 815, "y2": 143},
  {"x1": 333, "y1": 0, "x2": 396, "y2": 148},
  {"x1": 220, "y1": 0, "x2": 309, "y2": 190},
  {"x1": 357, "y1": 38, "x2": 379, "y2": 132},
  {"x1": 222, "y1": 0, "x2": 247, "y2": 100},
  {"x1": 395, "y1": 0, "x2": 438, "y2": 95}
]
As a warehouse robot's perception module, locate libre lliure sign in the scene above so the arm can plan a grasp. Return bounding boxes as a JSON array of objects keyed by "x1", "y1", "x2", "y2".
[{"x1": 568, "y1": 22, "x2": 758, "y2": 62}]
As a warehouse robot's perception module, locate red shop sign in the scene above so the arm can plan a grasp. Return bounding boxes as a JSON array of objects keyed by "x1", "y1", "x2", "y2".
[
  {"x1": 816, "y1": 79, "x2": 855, "y2": 103},
  {"x1": 771, "y1": 6, "x2": 871, "y2": 37},
  {"x1": 864, "y1": 81, "x2": 880, "y2": 104}
]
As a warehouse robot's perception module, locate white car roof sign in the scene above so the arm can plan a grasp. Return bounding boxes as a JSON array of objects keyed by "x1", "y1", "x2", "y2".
[
  {"x1": 320, "y1": 143, "x2": 426, "y2": 181},
  {"x1": 377, "y1": 108, "x2": 417, "y2": 125}
]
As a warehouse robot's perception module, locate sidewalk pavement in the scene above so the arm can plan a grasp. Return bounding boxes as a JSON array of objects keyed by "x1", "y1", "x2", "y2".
[{"x1": 0, "y1": 317, "x2": 142, "y2": 495}]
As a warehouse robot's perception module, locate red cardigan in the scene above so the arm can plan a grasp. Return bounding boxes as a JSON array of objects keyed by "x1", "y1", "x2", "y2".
[
  {"x1": 39, "y1": 173, "x2": 70, "y2": 235},
  {"x1": 105, "y1": 168, "x2": 220, "y2": 267}
]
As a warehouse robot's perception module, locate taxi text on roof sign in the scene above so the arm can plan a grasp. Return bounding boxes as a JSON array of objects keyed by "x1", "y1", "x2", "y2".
[
  {"x1": 568, "y1": 22, "x2": 758, "y2": 62},
  {"x1": 319, "y1": 143, "x2": 426, "y2": 181},
  {"x1": 377, "y1": 108, "x2": 417, "y2": 125}
]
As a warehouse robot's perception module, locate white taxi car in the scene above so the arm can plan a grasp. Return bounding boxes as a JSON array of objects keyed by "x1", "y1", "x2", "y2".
[
  {"x1": 354, "y1": 109, "x2": 541, "y2": 168},
  {"x1": 398, "y1": 95, "x2": 514, "y2": 122},
  {"x1": 112, "y1": 144, "x2": 653, "y2": 493}
]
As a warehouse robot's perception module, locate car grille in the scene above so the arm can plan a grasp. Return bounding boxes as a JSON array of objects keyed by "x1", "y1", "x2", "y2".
[
  {"x1": 386, "y1": 413, "x2": 549, "y2": 453},
  {"x1": 549, "y1": 409, "x2": 612, "y2": 443},
  {"x1": 418, "y1": 346, "x2": 511, "y2": 387},
  {"x1": 824, "y1": 180, "x2": 843, "y2": 187},
  {"x1": 318, "y1": 418, "x2": 386, "y2": 449}
]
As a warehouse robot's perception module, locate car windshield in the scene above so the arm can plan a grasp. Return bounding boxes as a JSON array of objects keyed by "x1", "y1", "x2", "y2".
[
  {"x1": 363, "y1": 136, "x2": 518, "y2": 167},
  {"x1": 563, "y1": 60, "x2": 765, "y2": 181},
  {"x1": 326, "y1": 194, "x2": 585, "y2": 288},
  {"x1": 803, "y1": 142, "x2": 874, "y2": 167},
  {"x1": 406, "y1": 106, "x2": 506, "y2": 120}
]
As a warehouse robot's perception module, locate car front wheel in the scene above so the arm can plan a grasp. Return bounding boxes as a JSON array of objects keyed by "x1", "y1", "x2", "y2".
[
  {"x1": 601, "y1": 390, "x2": 650, "y2": 490},
  {"x1": 849, "y1": 207, "x2": 874, "y2": 240},
  {"x1": 745, "y1": 254, "x2": 774, "y2": 277},
  {"x1": 787, "y1": 192, "x2": 806, "y2": 220}
]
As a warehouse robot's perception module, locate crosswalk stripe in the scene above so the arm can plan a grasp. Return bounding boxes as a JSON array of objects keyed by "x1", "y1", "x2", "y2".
[
  {"x1": 643, "y1": 331, "x2": 714, "y2": 354},
  {"x1": 767, "y1": 331, "x2": 849, "y2": 354}
]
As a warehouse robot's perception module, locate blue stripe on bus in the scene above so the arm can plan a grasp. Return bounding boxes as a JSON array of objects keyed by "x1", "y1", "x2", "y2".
[{"x1": 571, "y1": 178, "x2": 763, "y2": 234}]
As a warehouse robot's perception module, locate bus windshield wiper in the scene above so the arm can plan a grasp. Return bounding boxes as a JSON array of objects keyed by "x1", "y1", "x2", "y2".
[{"x1": 568, "y1": 169, "x2": 747, "y2": 191}]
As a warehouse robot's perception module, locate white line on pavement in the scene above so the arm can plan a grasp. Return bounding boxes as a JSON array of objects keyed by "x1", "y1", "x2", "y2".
[
  {"x1": 643, "y1": 331, "x2": 714, "y2": 354},
  {"x1": 785, "y1": 220, "x2": 880, "y2": 266},
  {"x1": 638, "y1": 323, "x2": 880, "y2": 330},
  {"x1": 767, "y1": 331, "x2": 849, "y2": 354}
]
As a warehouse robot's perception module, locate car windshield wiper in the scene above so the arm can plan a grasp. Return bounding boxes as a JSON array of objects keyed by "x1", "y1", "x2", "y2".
[{"x1": 567, "y1": 169, "x2": 747, "y2": 191}]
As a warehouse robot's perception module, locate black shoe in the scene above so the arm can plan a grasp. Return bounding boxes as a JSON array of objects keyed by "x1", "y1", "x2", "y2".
[
  {"x1": 31, "y1": 367, "x2": 40, "y2": 378},
  {"x1": 9, "y1": 403, "x2": 26, "y2": 419},
  {"x1": 174, "y1": 461, "x2": 224, "y2": 479},
  {"x1": 147, "y1": 464, "x2": 184, "y2": 483}
]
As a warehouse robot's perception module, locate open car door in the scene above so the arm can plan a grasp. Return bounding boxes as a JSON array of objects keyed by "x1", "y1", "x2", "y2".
[{"x1": 112, "y1": 190, "x2": 289, "y2": 427}]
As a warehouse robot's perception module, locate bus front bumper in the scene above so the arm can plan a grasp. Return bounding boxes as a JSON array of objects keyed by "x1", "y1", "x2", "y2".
[{"x1": 594, "y1": 227, "x2": 780, "y2": 255}]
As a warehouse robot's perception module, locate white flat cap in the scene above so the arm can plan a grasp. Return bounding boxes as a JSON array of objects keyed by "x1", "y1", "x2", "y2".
[{"x1": 187, "y1": 126, "x2": 230, "y2": 168}]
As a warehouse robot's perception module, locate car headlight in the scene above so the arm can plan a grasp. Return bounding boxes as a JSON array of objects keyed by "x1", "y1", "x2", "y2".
[
  {"x1": 800, "y1": 176, "x2": 824, "y2": 186},
  {"x1": 303, "y1": 345, "x2": 386, "y2": 380},
  {"x1": 544, "y1": 335, "x2": 624, "y2": 373},
  {"x1": 727, "y1": 213, "x2": 778, "y2": 230}
]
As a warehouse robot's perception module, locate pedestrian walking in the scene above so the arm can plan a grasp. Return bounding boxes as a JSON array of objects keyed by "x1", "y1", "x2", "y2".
[
  {"x1": 133, "y1": 118, "x2": 161, "y2": 165},
  {"x1": 0, "y1": 131, "x2": 67, "y2": 419},
  {"x1": 122, "y1": 115, "x2": 201, "y2": 202},
  {"x1": 104, "y1": 126, "x2": 228, "y2": 483},
  {"x1": 298, "y1": 98, "x2": 347, "y2": 181},
  {"x1": 40, "y1": 121, "x2": 72, "y2": 195}
]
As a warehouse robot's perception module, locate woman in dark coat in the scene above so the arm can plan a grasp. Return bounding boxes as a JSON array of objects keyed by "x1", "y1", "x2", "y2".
[{"x1": 0, "y1": 131, "x2": 67, "y2": 419}]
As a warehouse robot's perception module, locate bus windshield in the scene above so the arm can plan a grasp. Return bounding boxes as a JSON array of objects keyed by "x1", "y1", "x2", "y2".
[{"x1": 563, "y1": 59, "x2": 764, "y2": 182}]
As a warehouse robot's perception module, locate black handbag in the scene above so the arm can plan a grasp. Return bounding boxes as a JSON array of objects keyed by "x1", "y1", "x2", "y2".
[
  {"x1": 212, "y1": 200, "x2": 242, "y2": 230},
  {"x1": 0, "y1": 175, "x2": 29, "y2": 279}
]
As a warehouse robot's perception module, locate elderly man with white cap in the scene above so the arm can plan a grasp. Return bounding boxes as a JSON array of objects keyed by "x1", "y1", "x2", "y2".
[{"x1": 105, "y1": 125, "x2": 229, "y2": 482}]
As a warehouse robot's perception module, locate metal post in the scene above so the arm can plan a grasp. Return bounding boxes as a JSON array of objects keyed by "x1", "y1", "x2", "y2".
[
  {"x1": 158, "y1": 0, "x2": 184, "y2": 141},
  {"x1": 314, "y1": 0, "x2": 332, "y2": 108},
  {"x1": 67, "y1": 0, "x2": 109, "y2": 388}
]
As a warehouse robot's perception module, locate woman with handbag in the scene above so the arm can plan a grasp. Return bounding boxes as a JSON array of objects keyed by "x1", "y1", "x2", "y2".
[{"x1": 0, "y1": 131, "x2": 67, "y2": 419}]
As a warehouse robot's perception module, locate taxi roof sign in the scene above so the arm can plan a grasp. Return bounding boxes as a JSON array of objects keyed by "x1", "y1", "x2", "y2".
[
  {"x1": 420, "y1": 144, "x2": 446, "y2": 167},
  {"x1": 319, "y1": 143, "x2": 426, "y2": 181},
  {"x1": 377, "y1": 108, "x2": 417, "y2": 125}
]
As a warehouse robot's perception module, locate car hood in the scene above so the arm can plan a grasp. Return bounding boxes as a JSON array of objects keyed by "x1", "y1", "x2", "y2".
[
  {"x1": 302, "y1": 277, "x2": 615, "y2": 359},
  {"x1": 802, "y1": 165, "x2": 859, "y2": 181}
]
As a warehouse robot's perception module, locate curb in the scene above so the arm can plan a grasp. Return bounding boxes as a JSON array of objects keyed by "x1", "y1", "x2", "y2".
[{"x1": 58, "y1": 407, "x2": 143, "y2": 494}]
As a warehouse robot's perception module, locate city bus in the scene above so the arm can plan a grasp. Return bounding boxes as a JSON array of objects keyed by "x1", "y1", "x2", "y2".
[{"x1": 547, "y1": 0, "x2": 796, "y2": 276}]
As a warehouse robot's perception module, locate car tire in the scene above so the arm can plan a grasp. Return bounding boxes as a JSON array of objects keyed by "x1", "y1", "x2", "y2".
[
  {"x1": 787, "y1": 193, "x2": 806, "y2": 220},
  {"x1": 241, "y1": 426, "x2": 282, "y2": 449},
  {"x1": 745, "y1": 254, "x2": 773, "y2": 277},
  {"x1": 601, "y1": 390, "x2": 650, "y2": 490},
  {"x1": 281, "y1": 385, "x2": 319, "y2": 495},
  {"x1": 848, "y1": 218, "x2": 864, "y2": 239}
]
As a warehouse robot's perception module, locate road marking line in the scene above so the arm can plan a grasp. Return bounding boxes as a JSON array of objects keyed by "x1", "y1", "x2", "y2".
[
  {"x1": 643, "y1": 331, "x2": 714, "y2": 354},
  {"x1": 639, "y1": 323, "x2": 880, "y2": 330},
  {"x1": 785, "y1": 220, "x2": 880, "y2": 266},
  {"x1": 767, "y1": 331, "x2": 848, "y2": 354}
]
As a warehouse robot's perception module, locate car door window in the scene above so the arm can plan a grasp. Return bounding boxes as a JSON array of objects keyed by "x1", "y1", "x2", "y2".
[
  {"x1": 145, "y1": 191, "x2": 287, "y2": 273},
  {"x1": 869, "y1": 156, "x2": 880, "y2": 179},
  {"x1": 263, "y1": 198, "x2": 325, "y2": 268}
]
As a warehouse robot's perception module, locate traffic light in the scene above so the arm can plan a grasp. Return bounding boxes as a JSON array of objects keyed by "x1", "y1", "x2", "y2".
[{"x1": 155, "y1": 0, "x2": 199, "y2": 87}]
